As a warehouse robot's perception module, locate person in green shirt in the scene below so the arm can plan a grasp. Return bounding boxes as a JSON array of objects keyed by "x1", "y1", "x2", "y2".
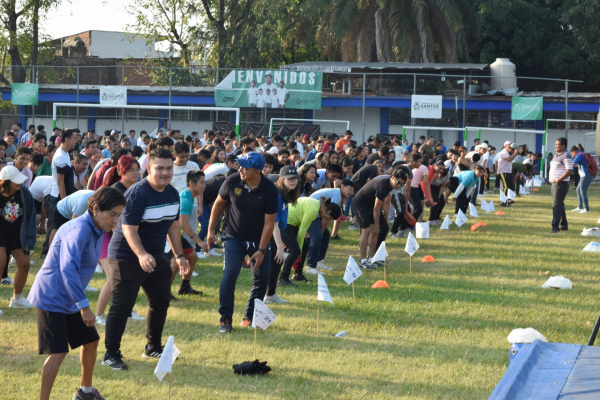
[
  {"x1": 278, "y1": 197, "x2": 341, "y2": 285},
  {"x1": 36, "y1": 144, "x2": 57, "y2": 177},
  {"x1": 419, "y1": 136, "x2": 435, "y2": 157}
]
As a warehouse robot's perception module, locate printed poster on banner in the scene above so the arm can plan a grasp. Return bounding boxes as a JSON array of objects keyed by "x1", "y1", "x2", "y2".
[
  {"x1": 317, "y1": 275, "x2": 334, "y2": 304},
  {"x1": 100, "y1": 86, "x2": 127, "y2": 105},
  {"x1": 215, "y1": 70, "x2": 323, "y2": 110},
  {"x1": 405, "y1": 232, "x2": 420, "y2": 256},
  {"x1": 511, "y1": 97, "x2": 543, "y2": 120},
  {"x1": 11, "y1": 83, "x2": 38, "y2": 105},
  {"x1": 411, "y1": 95, "x2": 442, "y2": 119},
  {"x1": 343, "y1": 256, "x2": 362, "y2": 285},
  {"x1": 252, "y1": 299, "x2": 277, "y2": 330}
]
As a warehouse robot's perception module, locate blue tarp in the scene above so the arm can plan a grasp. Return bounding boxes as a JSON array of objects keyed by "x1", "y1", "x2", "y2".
[{"x1": 489, "y1": 340, "x2": 600, "y2": 400}]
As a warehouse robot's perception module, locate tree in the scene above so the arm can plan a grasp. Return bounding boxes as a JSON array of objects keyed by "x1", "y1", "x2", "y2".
[
  {"x1": 125, "y1": 0, "x2": 202, "y2": 67},
  {"x1": 315, "y1": 0, "x2": 476, "y2": 63},
  {"x1": 562, "y1": 0, "x2": 600, "y2": 62}
]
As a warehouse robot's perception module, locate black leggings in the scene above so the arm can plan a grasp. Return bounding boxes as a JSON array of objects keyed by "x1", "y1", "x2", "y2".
[
  {"x1": 273, "y1": 226, "x2": 302, "y2": 284},
  {"x1": 428, "y1": 185, "x2": 445, "y2": 221}
]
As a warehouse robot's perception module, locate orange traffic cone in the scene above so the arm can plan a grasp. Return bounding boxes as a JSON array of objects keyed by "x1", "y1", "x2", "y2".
[
  {"x1": 471, "y1": 223, "x2": 482, "y2": 231},
  {"x1": 534, "y1": 188, "x2": 539, "y2": 192},
  {"x1": 371, "y1": 280, "x2": 390, "y2": 289},
  {"x1": 479, "y1": 222, "x2": 487, "y2": 226},
  {"x1": 495, "y1": 211, "x2": 505, "y2": 215},
  {"x1": 421, "y1": 255, "x2": 435, "y2": 262}
]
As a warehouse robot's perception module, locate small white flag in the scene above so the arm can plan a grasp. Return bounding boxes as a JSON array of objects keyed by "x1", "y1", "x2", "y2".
[
  {"x1": 507, "y1": 189, "x2": 516, "y2": 200},
  {"x1": 480, "y1": 198, "x2": 489, "y2": 212},
  {"x1": 371, "y1": 242, "x2": 388, "y2": 263},
  {"x1": 343, "y1": 256, "x2": 362, "y2": 285},
  {"x1": 440, "y1": 215, "x2": 452, "y2": 230},
  {"x1": 455, "y1": 209, "x2": 468, "y2": 227},
  {"x1": 469, "y1": 202, "x2": 478, "y2": 218},
  {"x1": 533, "y1": 176, "x2": 543, "y2": 187},
  {"x1": 252, "y1": 299, "x2": 277, "y2": 330},
  {"x1": 519, "y1": 185, "x2": 525, "y2": 194},
  {"x1": 317, "y1": 275, "x2": 334, "y2": 304},
  {"x1": 405, "y1": 232, "x2": 420, "y2": 256},
  {"x1": 154, "y1": 336, "x2": 180, "y2": 382},
  {"x1": 489, "y1": 200, "x2": 495, "y2": 212},
  {"x1": 500, "y1": 190, "x2": 507, "y2": 203},
  {"x1": 416, "y1": 222, "x2": 430, "y2": 239}
]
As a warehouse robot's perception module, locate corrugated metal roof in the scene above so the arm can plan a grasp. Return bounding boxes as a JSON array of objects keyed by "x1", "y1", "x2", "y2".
[{"x1": 280, "y1": 61, "x2": 489, "y2": 73}]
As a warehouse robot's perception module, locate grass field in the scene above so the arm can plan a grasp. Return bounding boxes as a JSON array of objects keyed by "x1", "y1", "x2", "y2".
[{"x1": 2, "y1": 184, "x2": 600, "y2": 399}]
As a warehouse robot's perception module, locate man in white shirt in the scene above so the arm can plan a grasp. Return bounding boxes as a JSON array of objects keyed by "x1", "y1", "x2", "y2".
[
  {"x1": 247, "y1": 81, "x2": 258, "y2": 107},
  {"x1": 258, "y1": 74, "x2": 277, "y2": 98},
  {"x1": 278, "y1": 81, "x2": 289, "y2": 108}
]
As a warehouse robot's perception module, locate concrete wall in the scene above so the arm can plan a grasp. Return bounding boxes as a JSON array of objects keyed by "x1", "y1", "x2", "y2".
[{"x1": 314, "y1": 107, "x2": 380, "y2": 144}]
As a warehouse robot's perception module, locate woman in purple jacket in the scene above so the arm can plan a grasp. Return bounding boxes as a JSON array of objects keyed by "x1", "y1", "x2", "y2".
[{"x1": 28, "y1": 187, "x2": 126, "y2": 400}]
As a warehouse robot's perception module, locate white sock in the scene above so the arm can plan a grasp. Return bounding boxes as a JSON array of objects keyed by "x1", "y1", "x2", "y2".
[
  {"x1": 80, "y1": 386, "x2": 93, "y2": 394},
  {"x1": 12, "y1": 293, "x2": 21, "y2": 301},
  {"x1": 361, "y1": 258, "x2": 367, "y2": 263}
]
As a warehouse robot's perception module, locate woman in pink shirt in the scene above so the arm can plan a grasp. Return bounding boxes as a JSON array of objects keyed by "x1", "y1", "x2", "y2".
[{"x1": 411, "y1": 155, "x2": 433, "y2": 221}]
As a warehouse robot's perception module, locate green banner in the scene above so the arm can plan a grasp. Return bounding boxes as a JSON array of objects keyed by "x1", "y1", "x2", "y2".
[
  {"x1": 511, "y1": 97, "x2": 543, "y2": 120},
  {"x1": 215, "y1": 70, "x2": 322, "y2": 110},
  {"x1": 11, "y1": 83, "x2": 39, "y2": 105}
]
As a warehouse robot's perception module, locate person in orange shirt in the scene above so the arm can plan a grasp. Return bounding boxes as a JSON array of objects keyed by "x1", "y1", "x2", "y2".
[{"x1": 335, "y1": 130, "x2": 353, "y2": 152}]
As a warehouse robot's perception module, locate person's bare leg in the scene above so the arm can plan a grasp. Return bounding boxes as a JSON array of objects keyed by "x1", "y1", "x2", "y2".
[
  {"x1": 0, "y1": 248, "x2": 7, "y2": 281},
  {"x1": 181, "y1": 252, "x2": 198, "y2": 280},
  {"x1": 40, "y1": 353, "x2": 67, "y2": 400},
  {"x1": 95, "y1": 258, "x2": 111, "y2": 316},
  {"x1": 48, "y1": 229, "x2": 57, "y2": 249},
  {"x1": 367, "y1": 228, "x2": 378, "y2": 258},
  {"x1": 80, "y1": 340, "x2": 98, "y2": 388},
  {"x1": 12, "y1": 249, "x2": 30, "y2": 295},
  {"x1": 170, "y1": 257, "x2": 178, "y2": 284},
  {"x1": 332, "y1": 219, "x2": 342, "y2": 238},
  {"x1": 359, "y1": 228, "x2": 369, "y2": 260},
  {"x1": 419, "y1": 200, "x2": 425, "y2": 222}
]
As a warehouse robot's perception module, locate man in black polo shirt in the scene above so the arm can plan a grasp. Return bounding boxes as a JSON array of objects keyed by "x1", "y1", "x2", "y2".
[
  {"x1": 352, "y1": 167, "x2": 407, "y2": 269},
  {"x1": 365, "y1": 145, "x2": 389, "y2": 165},
  {"x1": 208, "y1": 152, "x2": 278, "y2": 334}
]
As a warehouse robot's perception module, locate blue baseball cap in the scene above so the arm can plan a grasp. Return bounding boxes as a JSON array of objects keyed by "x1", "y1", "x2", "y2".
[{"x1": 237, "y1": 152, "x2": 265, "y2": 171}]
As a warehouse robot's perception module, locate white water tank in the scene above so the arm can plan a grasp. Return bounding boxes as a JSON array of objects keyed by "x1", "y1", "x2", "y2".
[{"x1": 490, "y1": 58, "x2": 516, "y2": 91}]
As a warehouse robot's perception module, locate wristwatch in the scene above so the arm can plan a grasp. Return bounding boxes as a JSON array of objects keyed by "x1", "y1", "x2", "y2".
[
  {"x1": 258, "y1": 248, "x2": 267, "y2": 255},
  {"x1": 176, "y1": 254, "x2": 185, "y2": 258}
]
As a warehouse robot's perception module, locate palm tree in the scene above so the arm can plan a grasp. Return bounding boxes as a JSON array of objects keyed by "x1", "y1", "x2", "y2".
[{"x1": 316, "y1": 0, "x2": 476, "y2": 63}]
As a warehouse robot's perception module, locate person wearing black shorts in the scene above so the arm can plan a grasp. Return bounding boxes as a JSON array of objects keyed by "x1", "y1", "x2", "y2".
[
  {"x1": 28, "y1": 187, "x2": 126, "y2": 400},
  {"x1": 352, "y1": 167, "x2": 407, "y2": 269}
]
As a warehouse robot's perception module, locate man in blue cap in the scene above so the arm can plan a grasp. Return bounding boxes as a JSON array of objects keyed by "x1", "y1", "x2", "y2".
[{"x1": 207, "y1": 152, "x2": 279, "y2": 333}]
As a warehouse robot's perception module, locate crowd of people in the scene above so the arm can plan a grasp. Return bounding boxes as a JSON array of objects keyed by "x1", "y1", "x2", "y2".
[{"x1": 0, "y1": 123, "x2": 588, "y2": 399}]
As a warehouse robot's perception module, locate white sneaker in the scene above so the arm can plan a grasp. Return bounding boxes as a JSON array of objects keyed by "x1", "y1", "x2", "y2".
[
  {"x1": 129, "y1": 310, "x2": 145, "y2": 321},
  {"x1": 264, "y1": 294, "x2": 289, "y2": 304},
  {"x1": 572, "y1": 208, "x2": 583, "y2": 212},
  {"x1": 9, "y1": 256, "x2": 15, "y2": 266},
  {"x1": 9, "y1": 296, "x2": 34, "y2": 308},
  {"x1": 0, "y1": 309, "x2": 3, "y2": 316},
  {"x1": 1, "y1": 277, "x2": 13, "y2": 285},
  {"x1": 191, "y1": 271, "x2": 199, "y2": 277},
  {"x1": 196, "y1": 252, "x2": 207, "y2": 259},
  {"x1": 388, "y1": 233, "x2": 399, "y2": 238},
  {"x1": 579, "y1": 210, "x2": 590, "y2": 214},
  {"x1": 85, "y1": 284, "x2": 98, "y2": 292},
  {"x1": 95, "y1": 265, "x2": 104, "y2": 274},
  {"x1": 95, "y1": 315, "x2": 106, "y2": 326},
  {"x1": 205, "y1": 249, "x2": 222, "y2": 257},
  {"x1": 316, "y1": 261, "x2": 333, "y2": 271},
  {"x1": 305, "y1": 267, "x2": 324, "y2": 275},
  {"x1": 348, "y1": 224, "x2": 359, "y2": 231}
]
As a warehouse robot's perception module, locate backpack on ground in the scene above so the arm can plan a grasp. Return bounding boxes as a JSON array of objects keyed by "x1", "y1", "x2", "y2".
[{"x1": 584, "y1": 153, "x2": 598, "y2": 176}]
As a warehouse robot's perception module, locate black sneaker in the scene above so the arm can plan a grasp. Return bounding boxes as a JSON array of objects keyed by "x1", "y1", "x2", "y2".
[
  {"x1": 278, "y1": 278, "x2": 297, "y2": 287},
  {"x1": 372, "y1": 261, "x2": 384, "y2": 267},
  {"x1": 73, "y1": 387, "x2": 107, "y2": 400},
  {"x1": 102, "y1": 351, "x2": 128, "y2": 370},
  {"x1": 170, "y1": 293, "x2": 179, "y2": 301},
  {"x1": 219, "y1": 318, "x2": 233, "y2": 334},
  {"x1": 178, "y1": 286, "x2": 203, "y2": 296},
  {"x1": 331, "y1": 235, "x2": 341, "y2": 241},
  {"x1": 500, "y1": 203, "x2": 508, "y2": 207},
  {"x1": 292, "y1": 273, "x2": 312, "y2": 283},
  {"x1": 559, "y1": 227, "x2": 568, "y2": 231},
  {"x1": 142, "y1": 345, "x2": 163, "y2": 359},
  {"x1": 550, "y1": 229, "x2": 560, "y2": 234}
]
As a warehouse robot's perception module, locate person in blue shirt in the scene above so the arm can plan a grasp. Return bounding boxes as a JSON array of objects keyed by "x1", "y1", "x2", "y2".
[
  {"x1": 28, "y1": 187, "x2": 126, "y2": 400},
  {"x1": 444, "y1": 166, "x2": 485, "y2": 215},
  {"x1": 265, "y1": 165, "x2": 301, "y2": 304},
  {"x1": 570, "y1": 145, "x2": 592, "y2": 213}
]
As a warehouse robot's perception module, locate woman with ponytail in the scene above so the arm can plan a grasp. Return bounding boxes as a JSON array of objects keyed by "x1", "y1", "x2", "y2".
[{"x1": 96, "y1": 156, "x2": 142, "y2": 325}]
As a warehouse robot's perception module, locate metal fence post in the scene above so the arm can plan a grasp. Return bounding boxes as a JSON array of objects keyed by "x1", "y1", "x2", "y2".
[
  {"x1": 168, "y1": 68, "x2": 172, "y2": 128},
  {"x1": 122, "y1": 66, "x2": 125, "y2": 133},
  {"x1": 32, "y1": 66, "x2": 36, "y2": 126},
  {"x1": 462, "y1": 75, "x2": 466, "y2": 137},
  {"x1": 362, "y1": 73, "x2": 366, "y2": 143},
  {"x1": 76, "y1": 66, "x2": 80, "y2": 129},
  {"x1": 565, "y1": 80, "x2": 569, "y2": 139}
]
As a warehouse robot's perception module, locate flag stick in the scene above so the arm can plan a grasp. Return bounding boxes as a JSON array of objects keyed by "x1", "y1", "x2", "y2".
[
  {"x1": 317, "y1": 301, "x2": 320, "y2": 336},
  {"x1": 352, "y1": 282, "x2": 355, "y2": 301},
  {"x1": 409, "y1": 256, "x2": 412, "y2": 274},
  {"x1": 169, "y1": 372, "x2": 172, "y2": 400},
  {"x1": 254, "y1": 327, "x2": 257, "y2": 360}
]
